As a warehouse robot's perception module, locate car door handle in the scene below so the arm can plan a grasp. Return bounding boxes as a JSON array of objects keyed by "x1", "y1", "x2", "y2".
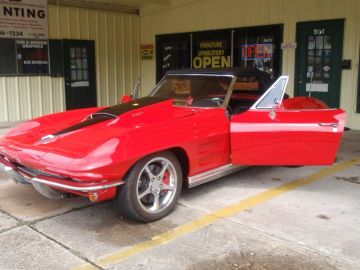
[{"x1": 319, "y1": 122, "x2": 339, "y2": 127}]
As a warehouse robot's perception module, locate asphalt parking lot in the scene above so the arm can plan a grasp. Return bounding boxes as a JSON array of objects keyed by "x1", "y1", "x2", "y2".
[{"x1": 0, "y1": 126, "x2": 359, "y2": 270}]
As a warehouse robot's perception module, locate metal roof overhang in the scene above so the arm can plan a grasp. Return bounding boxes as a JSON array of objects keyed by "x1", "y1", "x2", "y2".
[{"x1": 47, "y1": 0, "x2": 171, "y2": 14}]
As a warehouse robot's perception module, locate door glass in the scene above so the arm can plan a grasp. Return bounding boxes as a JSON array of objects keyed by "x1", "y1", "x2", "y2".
[
  {"x1": 254, "y1": 76, "x2": 288, "y2": 109},
  {"x1": 306, "y1": 34, "x2": 332, "y2": 80},
  {"x1": 69, "y1": 46, "x2": 89, "y2": 85}
]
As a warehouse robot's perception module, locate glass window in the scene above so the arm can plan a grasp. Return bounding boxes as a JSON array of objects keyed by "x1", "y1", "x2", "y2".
[
  {"x1": 156, "y1": 33, "x2": 191, "y2": 82},
  {"x1": 69, "y1": 46, "x2": 89, "y2": 82},
  {"x1": 234, "y1": 25, "x2": 283, "y2": 80},
  {"x1": 156, "y1": 25, "x2": 283, "y2": 81},
  {"x1": 0, "y1": 39, "x2": 16, "y2": 75},
  {"x1": 152, "y1": 75, "x2": 232, "y2": 107},
  {"x1": 255, "y1": 77, "x2": 287, "y2": 109},
  {"x1": 192, "y1": 30, "x2": 232, "y2": 69}
]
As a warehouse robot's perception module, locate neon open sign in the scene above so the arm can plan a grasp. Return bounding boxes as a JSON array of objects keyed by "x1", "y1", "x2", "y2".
[{"x1": 242, "y1": 43, "x2": 273, "y2": 60}]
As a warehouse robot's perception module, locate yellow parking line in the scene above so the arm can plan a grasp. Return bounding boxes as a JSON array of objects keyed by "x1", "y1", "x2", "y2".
[{"x1": 72, "y1": 156, "x2": 360, "y2": 270}]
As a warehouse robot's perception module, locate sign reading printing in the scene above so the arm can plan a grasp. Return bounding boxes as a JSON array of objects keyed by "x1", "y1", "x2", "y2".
[{"x1": 0, "y1": 0, "x2": 48, "y2": 39}]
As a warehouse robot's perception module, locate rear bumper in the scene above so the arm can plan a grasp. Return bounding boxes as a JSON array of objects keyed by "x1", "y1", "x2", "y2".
[{"x1": 0, "y1": 155, "x2": 124, "y2": 192}]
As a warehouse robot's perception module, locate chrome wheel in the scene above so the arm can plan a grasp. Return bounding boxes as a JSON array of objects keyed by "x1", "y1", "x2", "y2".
[
  {"x1": 136, "y1": 157, "x2": 177, "y2": 214},
  {"x1": 115, "y1": 151, "x2": 183, "y2": 222}
]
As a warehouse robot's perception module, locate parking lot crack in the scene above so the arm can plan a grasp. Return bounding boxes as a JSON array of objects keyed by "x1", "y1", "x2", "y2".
[
  {"x1": 28, "y1": 225, "x2": 104, "y2": 270},
  {"x1": 0, "y1": 207, "x2": 22, "y2": 222},
  {"x1": 176, "y1": 205, "x2": 357, "y2": 266},
  {"x1": 0, "y1": 224, "x2": 20, "y2": 235},
  {"x1": 29, "y1": 203, "x2": 98, "y2": 225}
]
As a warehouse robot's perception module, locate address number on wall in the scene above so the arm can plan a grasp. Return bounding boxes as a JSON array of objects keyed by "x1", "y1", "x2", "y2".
[{"x1": 313, "y1": 28, "x2": 325, "y2": 35}]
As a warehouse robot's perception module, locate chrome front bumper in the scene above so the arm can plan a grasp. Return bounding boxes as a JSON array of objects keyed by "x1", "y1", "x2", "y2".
[
  {"x1": 0, "y1": 155, "x2": 124, "y2": 192},
  {"x1": 0, "y1": 156, "x2": 16, "y2": 172},
  {"x1": 30, "y1": 176, "x2": 124, "y2": 192}
]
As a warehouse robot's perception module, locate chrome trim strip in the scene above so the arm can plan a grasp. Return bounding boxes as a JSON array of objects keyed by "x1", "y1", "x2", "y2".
[
  {"x1": 0, "y1": 157, "x2": 124, "y2": 192},
  {"x1": 188, "y1": 164, "x2": 247, "y2": 188},
  {"x1": 319, "y1": 122, "x2": 339, "y2": 127},
  {"x1": 31, "y1": 177, "x2": 124, "y2": 192}
]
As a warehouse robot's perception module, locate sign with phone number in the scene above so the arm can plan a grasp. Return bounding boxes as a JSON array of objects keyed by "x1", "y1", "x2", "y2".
[
  {"x1": 0, "y1": 0, "x2": 48, "y2": 39},
  {"x1": 0, "y1": 30, "x2": 23, "y2": 37}
]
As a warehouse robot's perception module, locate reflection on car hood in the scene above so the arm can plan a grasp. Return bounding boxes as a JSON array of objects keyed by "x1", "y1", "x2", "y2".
[
  {"x1": 97, "y1": 96, "x2": 169, "y2": 117},
  {"x1": 0, "y1": 97, "x2": 176, "y2": 172},
  {"x1": 54, "y1": 96, "x2": 169, "y2": 136}
]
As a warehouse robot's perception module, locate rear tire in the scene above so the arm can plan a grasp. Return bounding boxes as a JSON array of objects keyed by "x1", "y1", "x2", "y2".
[{"x1": 114, "y1": 151, "x2": 183, "y2": 222}]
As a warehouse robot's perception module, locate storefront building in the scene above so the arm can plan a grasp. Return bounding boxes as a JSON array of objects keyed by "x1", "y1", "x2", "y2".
[
  {"x1": 140, "y1": 0, "x2": 360, "y2": 129},
  {"x1": 0, "y1": 0, "x2": 359, "y2": 130},
  {"x1": 0, "y1": 1, "x2": 139, "y2": 123}
]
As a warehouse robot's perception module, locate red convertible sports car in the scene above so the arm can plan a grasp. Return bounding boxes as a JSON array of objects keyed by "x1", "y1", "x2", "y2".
[{"x1": 0, "y1": 68, "x2": 345, "y2": 222}]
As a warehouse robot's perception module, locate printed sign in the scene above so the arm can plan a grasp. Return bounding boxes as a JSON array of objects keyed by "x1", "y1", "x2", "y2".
[
  {"x1": 0, "y1": 0, "x2": 48, "y2": 39},
  {"x1": 306, "y1": 83, "x2": 329, "y2": 92},
  {"x1": 141, "y1": 44, "x2": 154, "y2": 60},
  {"x1": 16, "y1": 39, "x2": 49, "y2": 74},
  {"x1": 281, "y1": 42, "x2": 297, "y2": 49},
  {"x1": 193, "y1": 40, "x2": 231, "y2": 69}
]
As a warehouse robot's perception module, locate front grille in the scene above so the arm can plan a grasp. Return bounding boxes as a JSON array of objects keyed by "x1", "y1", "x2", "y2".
[{"x1": 16, "y1": 164, "x2": 68, "y2": 180}]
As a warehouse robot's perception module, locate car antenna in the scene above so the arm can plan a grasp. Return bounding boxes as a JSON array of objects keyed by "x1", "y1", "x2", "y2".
[{"x1": 131, "y1": 76, "x2": 141, "y2": 100}]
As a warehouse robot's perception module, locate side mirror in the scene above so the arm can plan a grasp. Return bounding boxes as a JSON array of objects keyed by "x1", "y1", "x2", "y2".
[
  {"x1": 121, "y1": 95, "x2": 133, "y2": 103},
  {"x1": 269, "y1": 100, "x2": 280, "y2": 120},
  {"x1": 269, "y1": 105, "x2": 277, "y2": 120}
]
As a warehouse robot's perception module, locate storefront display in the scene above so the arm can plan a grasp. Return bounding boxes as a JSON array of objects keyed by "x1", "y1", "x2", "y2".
[
  {"x1": 192, "y1": 30, "x2": 231, "y2": 69},
  {"x1": 156, "y1": 33, "x2": 191, "y2": 82},
  {"x1": 156, "y1": 24, "x2": 283, "y2": 81},
  {"x1": 16, "y1": 39, "x2": 49, "y2": 75},
  {"x1": 233, "y1": 25, "x2": 282, "y2": 80}
]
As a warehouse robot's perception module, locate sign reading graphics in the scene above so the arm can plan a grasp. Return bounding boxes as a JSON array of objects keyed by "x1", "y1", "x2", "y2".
[
  {"x1": 16, "y1": 39, "x2": 49, "y2": 74},
  {"x1": 0, "y1": 0, "x2": 48, "y2": 39},
  {"x1": 193, "y1": 40, "x2": 231, "y2": 69}
]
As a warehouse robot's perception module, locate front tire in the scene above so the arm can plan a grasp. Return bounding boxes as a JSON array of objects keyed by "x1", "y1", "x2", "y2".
[{"x1": 115, "y1": 151, "x2": 183, "y2": 222}]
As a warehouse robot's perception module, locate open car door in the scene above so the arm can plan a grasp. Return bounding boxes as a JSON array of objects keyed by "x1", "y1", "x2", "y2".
[{"x1": 230, "y1": 76, "x2": 346, "y2": 166}]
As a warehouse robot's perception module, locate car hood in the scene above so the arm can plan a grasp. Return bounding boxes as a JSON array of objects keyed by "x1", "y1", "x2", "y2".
[{"x1": 0, "y1": 97, "x2": 190, "y2": 172}]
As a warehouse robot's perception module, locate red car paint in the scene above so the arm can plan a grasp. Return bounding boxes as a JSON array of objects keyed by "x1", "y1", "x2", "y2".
[{"x1": 0, "y1": 71, "x2": 346, "y2": 204}]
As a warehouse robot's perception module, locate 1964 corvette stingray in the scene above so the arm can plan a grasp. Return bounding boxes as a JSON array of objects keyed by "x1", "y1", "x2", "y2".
[{"x1": 0, "y1": 68, "x2": 345, "y2": 222}]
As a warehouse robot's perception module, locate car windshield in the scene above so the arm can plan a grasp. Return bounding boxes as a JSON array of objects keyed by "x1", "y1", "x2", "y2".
[{"x1": 151, "y1": 75, "x2": 232, "y2": 107}]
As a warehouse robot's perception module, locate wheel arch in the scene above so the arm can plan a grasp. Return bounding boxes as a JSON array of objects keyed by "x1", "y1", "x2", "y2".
[
  {"x1": 121, "y1": 147, "x2": 190, "y2": 184},
  {"x1": 115, "y1": 147, "x2": 187, "y2": 222},
  {"x1": 168, "y1": 147, "x2": 190, "y2": 181}
]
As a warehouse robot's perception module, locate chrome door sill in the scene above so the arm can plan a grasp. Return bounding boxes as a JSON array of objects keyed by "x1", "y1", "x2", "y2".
[{"x1": 188, "y1": 164, "x2": 247, "y2": 188}]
